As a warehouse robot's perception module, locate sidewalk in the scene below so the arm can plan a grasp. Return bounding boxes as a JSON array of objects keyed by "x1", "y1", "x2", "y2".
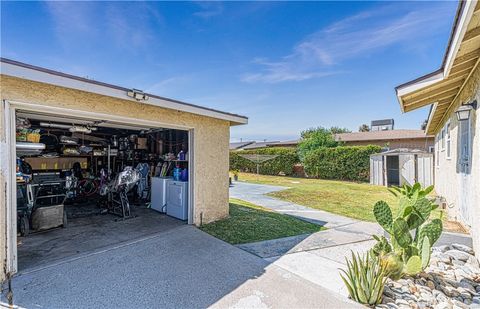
[
  {"x1": 229, "y1": 181, "x2": 472, "y2": 297},
  {"x1": 230, "y1": 181, "x2": 382, "y2": 296}
]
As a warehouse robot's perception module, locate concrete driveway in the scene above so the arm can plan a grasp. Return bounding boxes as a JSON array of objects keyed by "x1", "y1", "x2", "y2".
[{"x1": 4, "y1": 225, "x2": 360, "y2": 309}]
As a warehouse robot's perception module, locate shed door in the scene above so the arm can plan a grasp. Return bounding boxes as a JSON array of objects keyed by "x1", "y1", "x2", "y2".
[
  {"x1": 370, "y1": 155, "x2": 384, "y2": 185},
  {"x1": 417, "y1": 155, "x2": 433, "y2": 188},
  {"x1": 399, "y1": 154, "x2": 415, "y2": 186}
]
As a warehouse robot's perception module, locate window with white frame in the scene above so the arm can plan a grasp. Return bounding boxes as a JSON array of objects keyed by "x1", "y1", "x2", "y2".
[
  {"x1": 436, "y1": 133, "x2": 440, "y2": 166},
  {"x1": 446, "y1": 121, "x2": 451, "y2": 159},
  {"x1": 459, "y1": 117, "x2": 471, "y2": 172},
  {"x1": 441, "y1": 127, "x2": 445, "y2": 151}
]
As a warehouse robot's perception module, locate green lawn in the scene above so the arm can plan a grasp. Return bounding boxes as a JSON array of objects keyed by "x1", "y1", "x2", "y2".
[
  {"x1": 235, "y1": 172, "x2": 438, "y2": 222},
  {"x1": 200, "y1": 198, "x2": 325, "y2": 244}
]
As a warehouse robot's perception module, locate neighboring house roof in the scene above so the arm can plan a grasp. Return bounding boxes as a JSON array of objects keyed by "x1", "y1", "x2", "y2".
[
  {"x1": 229, "y1": 141, "x2": 254, "y2": 150},
  {"x1": 266, "y1": 139, "x2": 300, "y2": 147},
  {"x1": 0, "y1": 58, "x2": 248, "y2": 125},
  {"x1": 230, "y1": 139, "x2": 299, "y2": 150},
  {"x1": 242, "y1": 141, "x2": 280, "y2": 150},
  {"x1": 395, "y1": 1, "x2": 480, "y2": 135},
  {"x1": 335, "y1": 130, "x2": 433, "y2": 142}
]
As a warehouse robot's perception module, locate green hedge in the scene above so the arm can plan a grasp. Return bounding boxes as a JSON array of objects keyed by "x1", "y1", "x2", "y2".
[
  {"x1": 303, "y1": 145, "x2": 381, "y2": 182},
  {"x1": 230, "y1": 148, "x2": 300, "y2": 176}
]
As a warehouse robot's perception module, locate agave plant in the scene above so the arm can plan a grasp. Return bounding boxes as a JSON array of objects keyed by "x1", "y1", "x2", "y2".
[
  {"x1": 340, "y1": 251, "x2": 387, "y2": 305},
  {"x1": 371, "y1": 183, "x2": 443, "y2": 278}
]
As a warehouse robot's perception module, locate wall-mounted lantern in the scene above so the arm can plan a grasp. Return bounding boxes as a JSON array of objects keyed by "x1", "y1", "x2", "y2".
[{"x1": 455, "y1": 100, "x2": 477, "y2": 121}]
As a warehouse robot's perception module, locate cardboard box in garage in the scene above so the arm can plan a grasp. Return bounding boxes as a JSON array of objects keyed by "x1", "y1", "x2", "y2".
[{"x1": 25, "y1": 157, "x2": 88, "y2": 170}]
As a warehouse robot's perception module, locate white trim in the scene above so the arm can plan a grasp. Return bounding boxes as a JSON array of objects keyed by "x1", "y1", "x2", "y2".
[
  {"x1": 441, "y1": 126, "x2": 446, "y2": 151},
  {"x1": 3, "y1": 100, "x2": 18, "y2": 274},
  {"x1": 397, "y1": 71, "x2": 444, "y2": 97},
  {"x1": 444, "y1": 0, "x2": 478, "y2": 76},
  {"x1": 445, "y1": 120, "x2": 451, "y2": 159},
  {"x1": 425, "y1": 102, "x2": 438, "y2": 133},
  {"x1": 396, "y1": 1, "x2": 477, "y2": 102},
  {"x1": 188, "y1": 129, "x2": 195, "y2": 225},
  {"x1": 1, "y1": 61, "x2": 248, "y2": 125},
  {"x1": 9, "y1": 100, "x2": 193, "y2": 130}
]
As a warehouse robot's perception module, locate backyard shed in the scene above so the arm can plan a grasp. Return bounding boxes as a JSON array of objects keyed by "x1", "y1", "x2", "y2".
[{"x1": 370, "y1": 149, "x2": 434, "y2": 187}]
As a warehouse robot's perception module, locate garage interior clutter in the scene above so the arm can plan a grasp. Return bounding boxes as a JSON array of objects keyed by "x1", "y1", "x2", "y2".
[{"x1": 15, "y1": 111, "x2": 191, "y2": 269}]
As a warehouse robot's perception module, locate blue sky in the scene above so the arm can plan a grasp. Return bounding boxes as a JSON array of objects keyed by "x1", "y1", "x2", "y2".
[{"x1": 1, "y1": 1, "x2": 457, "y2": 141}]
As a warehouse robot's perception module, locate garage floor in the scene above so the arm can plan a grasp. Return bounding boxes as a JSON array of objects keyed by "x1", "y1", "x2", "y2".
[{"x1": 18, "y1": 207, "x2": 185, "y2": 271}]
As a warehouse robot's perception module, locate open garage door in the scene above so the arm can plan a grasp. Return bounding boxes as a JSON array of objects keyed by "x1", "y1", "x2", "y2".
[{"x1": 4, "y1": 100, "x2": 195, "y2": 273}]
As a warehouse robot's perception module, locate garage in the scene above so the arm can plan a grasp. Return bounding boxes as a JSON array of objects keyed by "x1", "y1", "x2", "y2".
[
  {"x1": 16, "y1": 110, "x2": 193, "y2": 270},
  {"x1": 0, "y1": 58, "x2": 248, "y2": 277}
]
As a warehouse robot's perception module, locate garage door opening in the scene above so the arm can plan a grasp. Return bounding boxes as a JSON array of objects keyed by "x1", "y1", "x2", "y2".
[{"x1": 13, "y1": 109, "x2": 193, "y2": 271}]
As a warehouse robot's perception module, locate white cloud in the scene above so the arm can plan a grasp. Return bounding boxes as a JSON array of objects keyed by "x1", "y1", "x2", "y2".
[
  {"x1": 193, "y1": 2, "x2": 223, "y2": 19},
  {"x1": 242, "y1": 3, "x2": 453, "y2": 84},
  {"x1": 145, "y1": 76, "x2": 191, "y2": 95},
  {"x1": 105, "y1": 4, "x2": 155, "y2": 50},
  {"x1": 45, "y1": 2, "x2": 163, "y2": 51},
  {"x1": 44, "y1": 1, "x2": 96, "y2": 45}
]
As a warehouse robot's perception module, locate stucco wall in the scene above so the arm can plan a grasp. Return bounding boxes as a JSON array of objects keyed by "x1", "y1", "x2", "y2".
[
  {"x1": 0, "y1": 75, "x2": 232, "y2": 279},
  {"x1": 433, "y1": 65, "x2": 480, "y2": 254},
  {"x1": 344, "y1": 138, "x2": 434, "y2": 151}
]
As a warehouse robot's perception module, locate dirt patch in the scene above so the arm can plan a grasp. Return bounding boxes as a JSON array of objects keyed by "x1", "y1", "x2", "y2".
[{"x1": 443, "y1": 220, "x2": 468, "y2": 234}]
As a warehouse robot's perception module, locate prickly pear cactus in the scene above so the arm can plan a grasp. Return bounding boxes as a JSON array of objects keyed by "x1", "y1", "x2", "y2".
[
  {"x1": 413, "y1": 198, "x2": 433, "y2": 221},
  {"x1": 371, "y1": 235, "x2": 392, "y2": 257},
  {"x1": 420, "y1": 237, "x2": 431, "y2": 269},
  {"x1": 370, "y1": 183, "x2": 443, "y2": 279},
  {"x1": 380, "y1": 253, "x2": 404, "y2": 280},
  {"x1": 404, "y1": 256, "x2": 422, "y2": 275},
  {"x1": 373, "y1": 201, "x2": 393, "y2": 232},
  {"x1": 393, "y1": 218, "x2": 412, "y2": 248},
  {"x1": 418, "y1": 219, "x2": 443, "y2": 249}
]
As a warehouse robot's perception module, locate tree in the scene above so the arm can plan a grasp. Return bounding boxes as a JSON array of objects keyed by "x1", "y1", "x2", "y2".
[
  {"x1": 420, "y1": 119, "x2": 428, "y2": 130},
  {"x1": 359, "y1": 124, "x2": 370, "y2": 132},
  {"x1": 297, "y1": 126, "x2": 350, "y2": 159}
]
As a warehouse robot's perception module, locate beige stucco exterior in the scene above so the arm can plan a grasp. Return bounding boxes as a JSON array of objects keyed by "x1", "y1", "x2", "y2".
[
  {"x1": 433, "y1": 65, "x2": 480, "y2": 253},
  {"x1": 0, "y1": 75, "x2": 233, "y2": 280}
]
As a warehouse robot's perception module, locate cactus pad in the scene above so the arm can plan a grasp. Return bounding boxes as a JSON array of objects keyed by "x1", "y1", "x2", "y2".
[
  {"x1": 404, "y1": 256, "x2": 422, "y2": 275},
  {"x1": 393, "y1": 218, "x2": 412, "y2": 248},
  {"x1": 373, "y1": 201, "x2": 393, "y2": 232},
  {"x1": 421, "y1": 237, "x2": 431, "y2": 269},
  {"x1": 413, "y1": 198, "x2": 433, "y2": 221},
  {"x1": 418, "y1": 219, "x2": 443, "y2": 247}
]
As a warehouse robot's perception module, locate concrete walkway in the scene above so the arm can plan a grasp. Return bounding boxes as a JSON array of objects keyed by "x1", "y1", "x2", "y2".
[
  {"x1": 230, "y1": 181, "x2": 383, "y2": 296},
  {"x1": 229, "y1": 181, "x2": 472, "y2": 297},
  {"x1": 230, "y1": 181, "x2": 383, "y2": 256}
]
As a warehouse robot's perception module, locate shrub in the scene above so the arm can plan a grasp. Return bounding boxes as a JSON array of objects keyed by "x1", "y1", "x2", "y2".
[
  {"x1": 340, "y1": 251, "x2": 387, "y2": 305},
  {"x1": 371, "y1": 183, "x2": 443, "y2": 279},
  {"x1": 230, "y1": 148, "x2": 300, "y2": 176},
  {"x1": 303, "y1": 145, "x2": 381, "y2": 182}
]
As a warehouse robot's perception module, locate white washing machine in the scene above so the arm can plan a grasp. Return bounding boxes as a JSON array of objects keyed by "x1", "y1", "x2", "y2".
[
  {"x1": 166, "y1": 180, "x2": 188, "y2": 220},
  {"x1": 151, "y1": 177, "x2": 172, "y2": 213}
]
